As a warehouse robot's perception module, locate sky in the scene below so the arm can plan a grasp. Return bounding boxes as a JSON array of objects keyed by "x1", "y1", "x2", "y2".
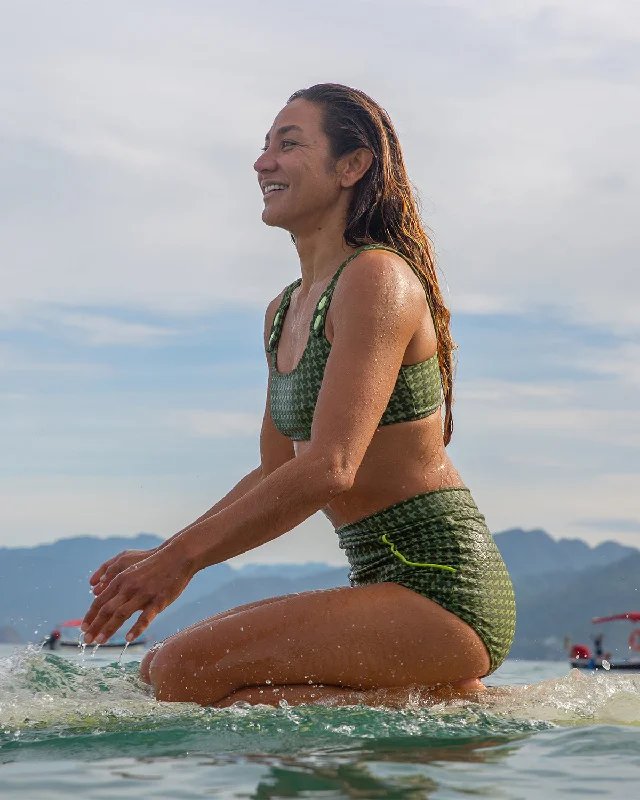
[{"x1": 1, "y1": 0, "x2": 639, "y2": 563}]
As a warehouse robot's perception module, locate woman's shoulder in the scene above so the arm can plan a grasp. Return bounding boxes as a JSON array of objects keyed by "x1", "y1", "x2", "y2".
[{"x1": 332, "y1": 247, "x2": 428, "y2": 321}]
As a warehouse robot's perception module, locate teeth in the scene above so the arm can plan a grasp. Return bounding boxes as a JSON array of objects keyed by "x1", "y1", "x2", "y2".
[{"x1": 263, "y1": 184, "x2": 288, "y2": 195}]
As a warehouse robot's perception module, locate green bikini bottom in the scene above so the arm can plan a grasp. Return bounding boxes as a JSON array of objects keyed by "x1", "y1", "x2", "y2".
[{"x1": 335, "y1": 487, "x2": 516, "y2": 674}]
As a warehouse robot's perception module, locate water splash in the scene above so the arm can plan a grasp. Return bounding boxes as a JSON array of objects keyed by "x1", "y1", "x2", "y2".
[
  {"x1": 1, "y1": 647, "x2": 640, "y2": 763},
  {"x1": 118, "y1": 641, "x2": 130, "y2": 669},
  {"x1": 483, "y1": 668, "x2": 640, "y2": 726}
]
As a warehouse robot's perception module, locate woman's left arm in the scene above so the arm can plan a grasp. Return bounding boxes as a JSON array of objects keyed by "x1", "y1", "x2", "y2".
[{"x1": 82, "y1": 252, "x2": 425, "y2": 644}]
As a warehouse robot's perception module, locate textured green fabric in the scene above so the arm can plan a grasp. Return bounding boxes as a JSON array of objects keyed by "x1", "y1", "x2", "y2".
[
  {"x1": 268, "y1": 244, "x2": 444, "y2": 441},
  {"x1": 336, "y1": 487, "x2": 516, "y2": 674}
]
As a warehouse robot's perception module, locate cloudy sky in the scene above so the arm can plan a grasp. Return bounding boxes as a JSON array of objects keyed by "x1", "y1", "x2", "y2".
[{"x1": 1, "y1": 0, "x2": 639, "y2": 563}]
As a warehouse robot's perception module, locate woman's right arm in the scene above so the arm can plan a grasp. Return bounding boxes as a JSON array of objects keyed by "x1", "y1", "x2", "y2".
[{"x1": 90, "y1": 294, "x2": 294, "y2": 592}]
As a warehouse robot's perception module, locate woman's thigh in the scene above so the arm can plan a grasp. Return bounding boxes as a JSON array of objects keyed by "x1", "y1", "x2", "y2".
[
  {"x1": 139, "y1": 593, "x2": 293, "y2": 683},
  {"x1": 148, "y1": 583, "x2": 490, "y2": 705}
]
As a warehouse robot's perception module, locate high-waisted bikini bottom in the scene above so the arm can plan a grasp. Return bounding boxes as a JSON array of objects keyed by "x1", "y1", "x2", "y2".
[{"x1": 335, "y1": 486, "x2": 516, "y2": 674}]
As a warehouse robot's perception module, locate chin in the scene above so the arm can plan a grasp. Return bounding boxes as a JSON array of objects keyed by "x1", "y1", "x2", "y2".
[{"x1": 261, "y1": 207, "x2": 293, "y2": 231}]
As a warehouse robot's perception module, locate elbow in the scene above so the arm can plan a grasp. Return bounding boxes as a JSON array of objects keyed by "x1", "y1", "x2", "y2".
[
  {"x1": 327, "y1": 470, "x2": 355, "y2": 498},
  {"x1": 299, "y1": 447, "x2": 358, "y2": 501},
  {"x1": 319, "y1": 461, "x2": 357, "y2": 499}
]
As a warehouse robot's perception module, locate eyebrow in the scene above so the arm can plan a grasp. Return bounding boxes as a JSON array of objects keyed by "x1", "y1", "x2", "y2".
[{"x1": 264, "y1": 124, "x2": 303, "y2": 142}]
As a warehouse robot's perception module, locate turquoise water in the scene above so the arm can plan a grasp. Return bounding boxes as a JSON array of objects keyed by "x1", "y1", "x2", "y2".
[{"x1": 1, "y1": 645, "x2": 639, "y2": 798}]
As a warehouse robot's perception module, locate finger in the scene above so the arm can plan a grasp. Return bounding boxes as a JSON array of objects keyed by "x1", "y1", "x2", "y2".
[
  {"x1": 89, "y1": 556, "x2": 118, "y2": 586},
  {"x1": 127, "y1": 605, "x2": 161, "y2": 642},
  {"x1": 91, "y1": 560, "x2": 127, "y2": 595},
  {"x1": 84, "y1": 593, "x2": 144, "y2": 645},
  {"x1": 82, "y1": 577, "x2": 126, "y2": 633}
]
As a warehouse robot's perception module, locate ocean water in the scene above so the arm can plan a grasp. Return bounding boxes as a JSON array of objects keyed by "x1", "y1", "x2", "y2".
[{"x1": 0, "y1": 645, "x2": 639, "y2": 798}]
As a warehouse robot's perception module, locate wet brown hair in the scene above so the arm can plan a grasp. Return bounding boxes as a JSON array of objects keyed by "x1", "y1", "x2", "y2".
[{"x1": 288, "y1": 83, "x2": 456, "y2": 444}]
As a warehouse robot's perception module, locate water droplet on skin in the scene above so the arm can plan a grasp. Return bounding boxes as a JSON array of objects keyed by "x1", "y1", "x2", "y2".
[{"x1": 265, "y1": 679, "x2": 271, "y2": 685}]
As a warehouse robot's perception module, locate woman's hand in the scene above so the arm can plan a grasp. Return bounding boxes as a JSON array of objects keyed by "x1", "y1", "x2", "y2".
[
  {"x1": 89, "y1": 548, "x2": 158, "y2": 596},
  {"x1": 81, "y1": 545, "x2": 194, "y2": 645}
]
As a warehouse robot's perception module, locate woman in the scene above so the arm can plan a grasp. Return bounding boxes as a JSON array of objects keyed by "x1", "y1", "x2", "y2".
[{"x1": 82, "y1": 84, "x2": 516, "y2": 708}]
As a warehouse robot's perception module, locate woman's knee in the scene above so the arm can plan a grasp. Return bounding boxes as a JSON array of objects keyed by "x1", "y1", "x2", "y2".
[
  {"x1": 139, "y1": 641, "x2": 163, "y2": 684},
  {"x1": 148, "y1": 634, "x2": 240, "y2": 704},
  {"x1": 148, "y1": 637, "x2": 206, "y2": 701}
]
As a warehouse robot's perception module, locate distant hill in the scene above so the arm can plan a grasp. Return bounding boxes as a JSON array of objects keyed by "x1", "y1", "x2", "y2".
[
  {"x1": 0, "y1": 625, "x2": 23, "y2": 644},
  {"x1": 0, "y1": 529, "x2": 637, "y2": 660},
  {"x1": 0, "y1": 534, "x2": 235, "y2": 641},
  {"x1": 508, "y1": 551, "x2": 640, "y2": 660},
  {"x1": 494, "y1": 528, "x2": 636, "y2": 577}
]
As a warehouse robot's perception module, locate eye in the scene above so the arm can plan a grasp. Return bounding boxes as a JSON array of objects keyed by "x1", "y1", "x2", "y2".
[{"x1": 259, "y1": 140, "x2": 298, "y2": 153}]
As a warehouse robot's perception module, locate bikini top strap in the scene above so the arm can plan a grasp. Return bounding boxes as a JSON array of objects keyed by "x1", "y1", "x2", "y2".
[
  {"x1": 309, "y1": 243, "x2": 436, "y2": 337},
  {"x1": 267, "y1": 278, "x2": 302, "y2": 353}
]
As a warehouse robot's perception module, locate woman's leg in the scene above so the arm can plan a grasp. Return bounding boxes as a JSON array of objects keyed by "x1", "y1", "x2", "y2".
[
  {"x1": 214, "y1": 678, "x2": 486, "y2": 708},
  {"x1": 139, "y1": 593, "x2": 293, "y2": 684},
  {"x1": 148, "y1": 583, "x2": 491, "y2": 705}
]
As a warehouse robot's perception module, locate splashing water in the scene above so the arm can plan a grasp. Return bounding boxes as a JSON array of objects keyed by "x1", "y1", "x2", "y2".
[
  {"x1": 1, "y1": 646, "x2": 639, "y2": 765},
  {"x1": 117, "y1": 641, "x2": 130, "y2": 669},
  {"x1": 484, "y1": 668, "x2": 640, "y2": 726}
]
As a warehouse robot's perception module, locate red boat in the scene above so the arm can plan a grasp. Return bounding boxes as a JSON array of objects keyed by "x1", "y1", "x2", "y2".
[{"x1": 568, "y1": 612, "x2": 640, "y2": 670}]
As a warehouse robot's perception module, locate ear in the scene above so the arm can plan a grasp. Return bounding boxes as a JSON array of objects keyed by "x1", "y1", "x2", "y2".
[{"x1": 338, "y1": 148, "x2": 374, "y2": 188}]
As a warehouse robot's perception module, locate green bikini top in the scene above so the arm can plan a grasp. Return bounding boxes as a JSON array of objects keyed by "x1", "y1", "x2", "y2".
[{"x1": 267, "y1": 244, "x2": 443, "y2": 441}]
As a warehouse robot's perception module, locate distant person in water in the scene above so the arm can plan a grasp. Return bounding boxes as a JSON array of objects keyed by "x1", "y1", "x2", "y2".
[
  {"x1": 592, "y1": 633, "x2": 604, "y2": 659},
  {"x1": 82, "y1": 83, "x2": 516, "y2": 708},
  {"x1": 43, "y1": 629, "x2": 60, "y2": 650}
]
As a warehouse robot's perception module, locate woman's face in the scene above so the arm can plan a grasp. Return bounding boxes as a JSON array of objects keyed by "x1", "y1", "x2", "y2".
[{"x1": 254, "y1": 99, "x2": 341, "y2": 233}]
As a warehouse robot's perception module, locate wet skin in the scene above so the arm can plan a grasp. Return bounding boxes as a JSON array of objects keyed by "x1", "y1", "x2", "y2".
[{"x1": 83, "y1": 98, "x2": 490, "y2": 705}]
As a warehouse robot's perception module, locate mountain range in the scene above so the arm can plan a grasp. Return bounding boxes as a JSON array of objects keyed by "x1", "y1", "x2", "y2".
[{"x1": 0, "y1": 528, "x2": 637, "y2": 661}]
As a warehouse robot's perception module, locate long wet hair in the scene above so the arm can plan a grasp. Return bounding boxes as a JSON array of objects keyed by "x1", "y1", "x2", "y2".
[{"x1": 288, "y1": 83, "x2": 456, "y2": 445}]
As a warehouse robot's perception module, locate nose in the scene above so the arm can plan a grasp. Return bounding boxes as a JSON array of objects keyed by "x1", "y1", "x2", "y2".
[{"x1": 254, "y1": 146, "x2": 277, "y2": 174}]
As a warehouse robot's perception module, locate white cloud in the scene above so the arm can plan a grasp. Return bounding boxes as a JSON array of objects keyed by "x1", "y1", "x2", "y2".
[
  {"x1": 456, "y1": 380, "x2": 577, "y2": 403},
  {"x1": 0, "y1": 0, "x2": 638, "y2": 333},
  {"x1": 574, "y1": 343, "x2": 640, "y2": 389},
  {"x1": 455, "y1": 377, "x2": 640, "y2": 448},
  {"x1": 1, "y1": 0, "x2": 639, "y2": 554},
  {"x1": 167, "y1": 410, "x2": 263, "y2": 438},
  {"x1": 473, "y1": 471, "x2": 640, "y2": 547},
  {"x1": 0, "y1": 342, "x2": 104, "y2": 375},
  {"x1": 49, "y1": 312, "x2": 180, "y2": 346},
  {"x1": 458, "y1": 379, "x2": 640, "y2": 447}
]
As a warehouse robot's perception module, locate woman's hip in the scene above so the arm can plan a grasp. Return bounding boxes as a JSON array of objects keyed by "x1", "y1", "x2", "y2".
[{"x1": 335, "y1": 486, "x2": 516, "y2": 673}]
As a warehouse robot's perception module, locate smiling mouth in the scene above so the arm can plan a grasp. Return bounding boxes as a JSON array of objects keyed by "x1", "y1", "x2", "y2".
[{"x1": 262, "y1": 183, "x2": 288, "y2": 197}]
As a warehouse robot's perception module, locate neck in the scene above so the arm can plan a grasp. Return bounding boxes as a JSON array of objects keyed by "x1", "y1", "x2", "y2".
[{"x1": 292, "y1": 212, "x2": 356, "y2": 289}]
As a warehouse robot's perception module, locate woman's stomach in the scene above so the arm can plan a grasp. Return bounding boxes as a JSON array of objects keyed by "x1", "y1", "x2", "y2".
[{"x1": 295, "y1": 414, "x2": 464, "y2": 528}]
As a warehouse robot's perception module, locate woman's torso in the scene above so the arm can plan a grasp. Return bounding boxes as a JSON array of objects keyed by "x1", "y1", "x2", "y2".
[{"x1": 269, "y1": 246, "x2": 464, "y2": 528}]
